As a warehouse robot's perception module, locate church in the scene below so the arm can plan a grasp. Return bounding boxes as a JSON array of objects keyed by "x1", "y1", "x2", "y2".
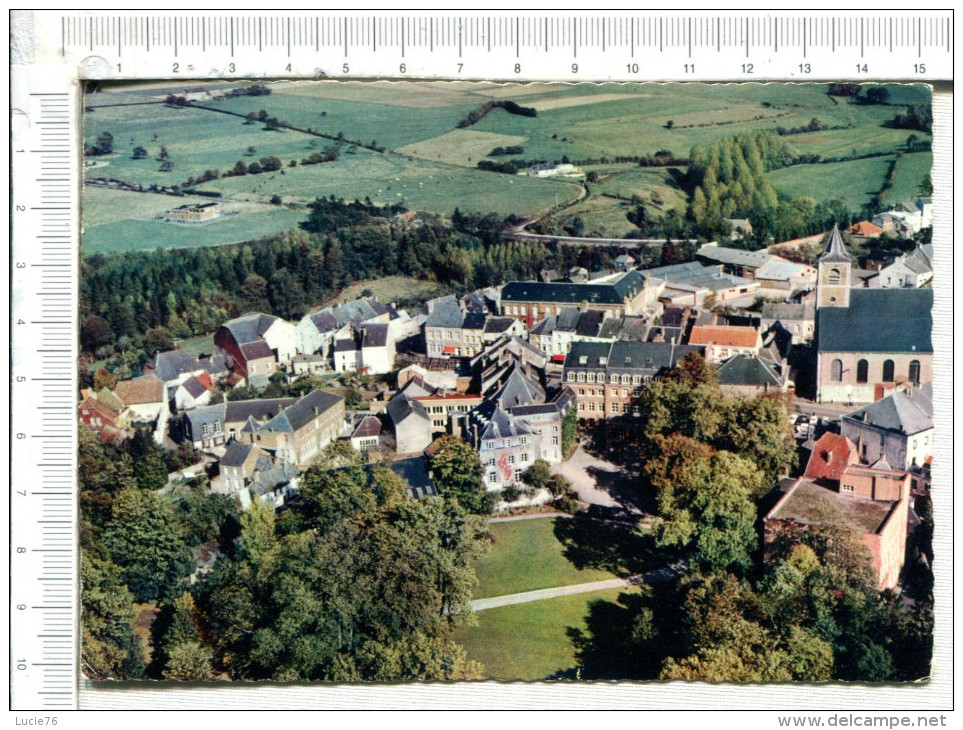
[{"x1": 814, "y1": 225, "x2": 933, "y2": 404}]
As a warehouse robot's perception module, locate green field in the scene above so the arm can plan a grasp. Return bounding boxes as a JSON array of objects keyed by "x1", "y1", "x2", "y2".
[
  {"x1": 769, "y1": 156, "x2": 896, "y2": 209},
  {"x1": 475, "y1": 517, "x2": 659, "y2": 599},
  {"x1": 174, "y1": 334, "x2": 215, "y2": 358},
  {"x1": 198, "y1": 147, "x2": 580, "y2": 217},
  {"x1": 887, "y1": 151, "x2": 933, "y2": 205},
  {"x1": 82, "y1": 207, "x2": 306, "y2": 254},
  {"x1": 83, "y1": 81, "x2": 931, "y2": 253},
  {"x1": 82, "y1": 187, "x2": 220, "y2": 228},
  {"x1": 455, "y1": 587, "x2": 639, "y2": 680}
]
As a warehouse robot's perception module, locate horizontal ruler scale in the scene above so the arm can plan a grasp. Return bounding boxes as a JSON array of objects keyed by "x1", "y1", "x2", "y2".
[{"x1": 25, "y1": 11, "x2": 953, "y2": 80}]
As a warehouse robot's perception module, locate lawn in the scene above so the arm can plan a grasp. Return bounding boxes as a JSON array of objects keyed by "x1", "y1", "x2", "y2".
[
  {"x1": 455, "y1": 587, "x2": 640, "y2": 680},
  {"x1": 82, "y1": 207, "x2": 306, "y2": 255},
  {"x1": 174, "y1": 334, "x2": 215, "y2": 358},
  {"x1": 475, "y1": 517, "x2": 659, "y2": 599},
  {"x1": 769, "y1": 156, "x2": 896, "y2": 210}
]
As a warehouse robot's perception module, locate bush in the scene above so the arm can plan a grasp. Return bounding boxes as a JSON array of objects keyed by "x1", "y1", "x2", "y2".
[
  {"x1": 522, "y1": 460, "x2": 552, "y2": 489},
  {"x1": 546, "y1": 474, "x2": 572, "y2": 497},
  {"x1": 501, "y1": 486, "x2": 521, "y2": 503}
]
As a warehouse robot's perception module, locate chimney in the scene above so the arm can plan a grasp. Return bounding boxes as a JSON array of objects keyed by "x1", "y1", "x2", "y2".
[{"x1": 313, "y1": 405, "x2": 319, "y2": 415}]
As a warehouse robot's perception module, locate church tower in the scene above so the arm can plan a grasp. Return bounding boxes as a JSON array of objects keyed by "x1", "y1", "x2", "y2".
[{"x1": 816, "y1": 224, "x2": 852, "y2": 308}]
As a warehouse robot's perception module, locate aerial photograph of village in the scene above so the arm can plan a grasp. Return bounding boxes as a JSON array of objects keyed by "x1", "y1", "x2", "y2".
[{"x1": 78, "y1": 80, "x2": 934, "y2": 683}]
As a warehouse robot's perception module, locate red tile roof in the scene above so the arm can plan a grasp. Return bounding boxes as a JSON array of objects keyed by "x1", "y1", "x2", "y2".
[
  {"x1": 850, "y1": 221, "x2": 883, "y2": 236},
  {"x1": 114, "y1": 376, "x2": 165, "y2": 405},
  {"x1": 688, "y1": 325, "x2": 759, "y2": 349},
  {"x1": 804, "y1": 432, "x2": 857, "y2": 482},
  {"x1": 196, "y1": 371, "x2": 213, "y2": 391}
]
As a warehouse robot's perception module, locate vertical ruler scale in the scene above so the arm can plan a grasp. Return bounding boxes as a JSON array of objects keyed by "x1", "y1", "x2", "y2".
[{"x1": 11, "y1": 63, "x2": 79, "y2": 710}]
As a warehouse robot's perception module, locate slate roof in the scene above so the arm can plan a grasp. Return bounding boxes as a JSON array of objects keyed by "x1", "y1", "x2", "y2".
[
  {"x1": 239, "y1": 340, "x2": 274, "y2": 360},
  {"x1": 155, "y1": 350, "x2": 203, "y2": 383},
  {"x1": 484, "y1": 317, "x2": 516, "y2": 334},
  {"x1": 255, "y1": 390, "x2": 344, "y2": 434},
  {"x1": 617, "y1": 316, "x2": 649, "y2": 341},
  {"x1": 180, "y1": 375, "x2": 210, "y2": 398},
  {"x1": 598, "y1": 318, "x2": 623, "y2": 339},
  {"x1": 386, "y1": 393, "x2": 430, "y2": 425},
  {"x1": 462, "y1": 312, "x2": 488, "y2": 331},
  {"x1": 843, "y1": 383, "x2": 933, "y2": 436},
  {"x1": 425, "y1": 296, "x2": 464, "y2": 329},
  {"x1": 199, "y1": 353, "x2": 229, "y2": 375},
  {"x1": 819, "y1": 224, "x2": 852, "y2": 264},
  {"x1": 696, "y1": 243, "x2": 771, "y2": 268},
  {"x1": 529, "y1": 316, "x2": 555, "y2": 337},
  {"x1": 184, "y1": 403, "x2": 227, "y2": 437},
  {"x1": 500, "y1": 270, "x2": 645, "y2": 306},
  {"x1": 817, "y1": 288, "x2": 933, "y2": 354},
  {"x1": 113, "y1": 376, "x2": 165, "y2": 405},
  {"x1": 902, "y1": 245, "x2": 933, "y2": 275},
  {"x1": 362, "y1": 323, "x2": 390, "y2": 348},
  {"x1": 575, "y1": 310, "x2": 606, "y2": 337},
  {"x1": 556, "y1": 307, "x2": 582, "y2": 331},
  {"x1": 334, "y1": 337, "x2": 357, "y2": 353},
  {"x1": 661, "y1": 306, "x2": 689, "y2": 329},
  {"x1": 225, "y1": 398, "x2": 296, "y2": 425},
  {"x1": 308, "y1": 309, "x2": 340, "y2": 333},
  {"x1": 352, "y1": 415, "x2": 382, "y2": 439},
  {"x1": 491, "y1": 366, "x2": 545, "y2": 409},
  {"x1": 646, "y1": 262, "x2": 757, "y2": 292},
  {"x1": 475, "y1": 403, "x2": 532, "y2": 441},
  {"x1": 564, "y1": 340, "x2": 700, "y2": 374},
  {"x1": 716, "y1": 354, "x2": 783, "y2": 388},
  {"x1": 220, "y1": 442, "x2": 257, "y2": 468},
  {"x1": 222, "y1": 313, "x2": 279, "y2": 344}
]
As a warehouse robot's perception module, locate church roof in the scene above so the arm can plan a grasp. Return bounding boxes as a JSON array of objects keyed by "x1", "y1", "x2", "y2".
[
  {"x1": 817, "y1": 288, "x2": 933, "y2": 354},
  {"x1": 818, "y1": 224, "x2": 852, "y2": 264}
]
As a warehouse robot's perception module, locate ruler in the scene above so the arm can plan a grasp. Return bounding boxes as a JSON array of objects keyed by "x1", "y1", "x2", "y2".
[
  {"x1": 10, "y1": 62, "x2": 80, "y2": 711},
  {"x1": 7, "y1": 9, "x2": 953, "y2": 711},
  {"x1": 23, "y1": 10, "x2": 954, "y2": 81}
]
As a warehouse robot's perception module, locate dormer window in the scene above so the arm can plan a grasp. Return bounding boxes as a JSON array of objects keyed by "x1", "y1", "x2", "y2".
[{"x1": 579, "y1": 355, "x2": 588, "y2": 365}]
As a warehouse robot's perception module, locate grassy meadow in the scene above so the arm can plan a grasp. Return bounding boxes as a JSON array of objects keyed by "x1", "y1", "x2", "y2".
[{"x1": 83, "y1": 80, "x2": 932, "y2": 255}]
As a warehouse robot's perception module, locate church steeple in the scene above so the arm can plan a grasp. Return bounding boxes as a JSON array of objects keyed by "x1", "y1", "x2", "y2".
[
  {"x1": 819, "y1": 223, "x2": 852, "y2": 264},
  {"x1": 816, "y1": 224, "x2": 851, "y2": 308}
]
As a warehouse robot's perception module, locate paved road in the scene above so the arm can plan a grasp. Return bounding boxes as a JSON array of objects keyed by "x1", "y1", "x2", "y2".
[{"x1": 469, "y1": 562, "x2": 685, "y2": 612}]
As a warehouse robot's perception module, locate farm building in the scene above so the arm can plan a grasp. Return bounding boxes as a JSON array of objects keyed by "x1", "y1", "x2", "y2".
[{"x1": 162, "y1": 201, "x2": 222, "y2": 223}]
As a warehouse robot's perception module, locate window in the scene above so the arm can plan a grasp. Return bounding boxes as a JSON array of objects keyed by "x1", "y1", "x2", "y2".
[
  {"x1": 552, "y1": 437, "x2": 559, "y2": 446},
  {"x1": 520, "y1": 436, "x2": 528, "y2": 445},
  {"x1": 830, "y1": 359, "x2": 843, "y2": 382},
  {"x1": 587, "y1": 372, "x2": 595, "y2": 383},
  {"x1": 577, "y1": 372, "x2": 585, "y2": 383},
  {"x1": 856, "y1": 359, "x2": 869, "y2": 384},
  {"x1": 521, "y1": 453, "x2": 529, "y2": 463},
  {"x1": 508, "y1": 454, "x2": 515, "y2": 465},
  {"x1": 621, "y1": 374, "x2": 630, "y2": 385},
  {"x1": 610, "y1": 374, "x2": 618, "y2": 384},
  {"x1": 588, "y1": 403, "x2": 596, "y2": 412},
  {"x1": 827, "y1": 267, "x2": 842, "y2": 285},
  {"x1": 567, "y1": 372, "x2": 575, "y2": 382},
  {"x1": 488, "y1": 472, "x2": 498, "y2": 484},
  {"x1": 909, "y1": 360, "x2": 921, "y2": 384},
  {"x1": 841, "y1": 484, "x2": 854, "y2": 492},
  {"x1": 488, "y1": 458, "x2": 496, "y2": 467},
  {"x1": 632, "y1": 375, "x2": 642, "y2": 385},
  {"x1": 514, "y1": 468, "x2": 523, "y2": 482},
  {"x1": 882, "y1": 359, "x2": 895, "y2": 382}
]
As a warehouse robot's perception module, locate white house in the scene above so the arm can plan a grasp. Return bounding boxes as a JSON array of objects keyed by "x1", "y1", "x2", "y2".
[
  {"x1": 866, "y1": 245, "x2": 933, "y2": 289},
  {"x1": 174, "y1": 373, "x2": 215, "y2": 411},
  {"x1": 840, "y1": 383, "x2": 933, "y2": 470},
  {"x1": 360, "y1": 323, "x2": 396, "y2": 374}
]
